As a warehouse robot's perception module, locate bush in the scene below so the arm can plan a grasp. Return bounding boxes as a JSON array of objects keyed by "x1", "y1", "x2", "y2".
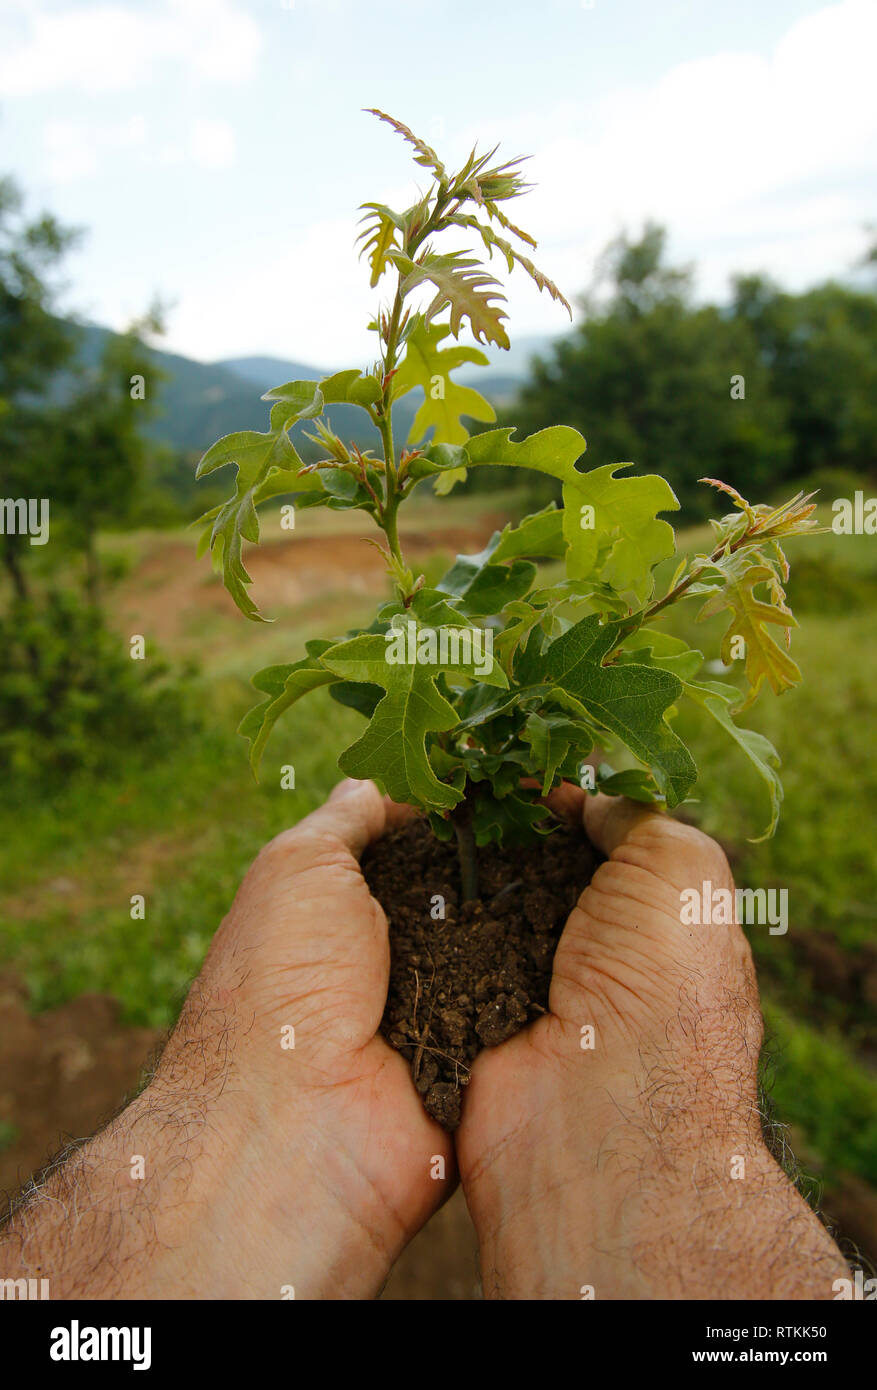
[{"x1": 0, "y1": 589, "x2": 199, "y2": 778}]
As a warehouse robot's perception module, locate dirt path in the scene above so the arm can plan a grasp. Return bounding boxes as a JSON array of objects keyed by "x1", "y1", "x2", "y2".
[
  {"x1": 0, "y1": 972, "x2": 162, "y2": 1202},
  {"x1": 116, "y1": 515, "x2": 511, "y2": 651}
]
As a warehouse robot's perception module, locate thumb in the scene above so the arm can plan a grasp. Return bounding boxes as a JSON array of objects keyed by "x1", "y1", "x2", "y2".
[
  {"x1": 583, "y1": 792, "x2": 663, "y2": 856},
  {"x1": 295, "y1": 778, "x2": 413, "y2": 860}
]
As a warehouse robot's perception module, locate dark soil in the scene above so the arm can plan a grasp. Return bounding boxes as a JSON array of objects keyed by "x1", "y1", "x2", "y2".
[{"x1": 363, "y1": 816, "x2": 602, "y2": 1130}]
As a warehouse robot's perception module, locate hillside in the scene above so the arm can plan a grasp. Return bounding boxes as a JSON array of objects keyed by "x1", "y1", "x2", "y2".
[{"x1": 70, "y1": 323, "x2": 553, "y2": 461}]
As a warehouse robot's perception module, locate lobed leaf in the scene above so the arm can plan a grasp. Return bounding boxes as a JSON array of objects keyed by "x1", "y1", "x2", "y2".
[
  {"x1": 516, "y1": 613, "x2": 697, "y2": 807},
  {"x1": 321, "y1": 623, "x2": 507, "y2": 809},
  {"x1": 696, "y1": 553, "x2": 800, "y2": 709},
  {"x1": 240, "y1": 644, "x2": 339, "y2": 776},
  {"x1": 683, "y1": 678, "x2": 783, "y2": 839},
  {"x1": 195, "y1": 397, "x2": 318, "y2": 620},
  {"x1": 391, "y1": 251, "x2": 510, "y2": 349},
  {"x1": 447, "y1": 212, "x2": 572, "y2": 317},
  {"x1": 365, "y1": 109, "x2": 447, "y2": 183},
  {"x1": 392, "y1": 318, "x2": 494, "y2": 444}
]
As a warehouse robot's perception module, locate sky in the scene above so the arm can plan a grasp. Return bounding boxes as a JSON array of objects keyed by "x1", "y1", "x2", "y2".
[{"x1": 1, "y1": 0, "x2": 875, "y2": 369}]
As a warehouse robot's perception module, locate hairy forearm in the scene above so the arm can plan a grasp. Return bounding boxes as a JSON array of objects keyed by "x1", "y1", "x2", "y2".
[
  {"x1": 0, "y1": 992, "x2": 395, "y2": 1300},
  {"x1": 476, "y1": 1139, "x2": 849, "y2": 1300},
  {"x1": 468, "y1": 1069, "x2": 850, "y2": 1301}
]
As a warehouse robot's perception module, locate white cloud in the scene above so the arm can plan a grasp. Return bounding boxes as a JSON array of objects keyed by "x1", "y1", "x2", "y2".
[
  {"x1": 43, "y1": 120, "x2": 98, "y2": 183},
  {"x1": 41, "y1": 111, "x2": 150, "y2": 183},
  {"x1": 480, "y1": 0, "x2": 877, "y2": 335},
  {"x1": 169, "y1": 213, "x2": 378, "y2": 366},
  {"x1": 0, "y1": 0, "x2": 261, "y2": 97},
  {"x1": 188, "y1": 119, "x2": 237, "y2": 169},
  {"x1": 75, "y1": 0, "x2": 876, "y2": 365},
  {"x1": 193, "y1": 0, "x2": 876, "y2": 360}
]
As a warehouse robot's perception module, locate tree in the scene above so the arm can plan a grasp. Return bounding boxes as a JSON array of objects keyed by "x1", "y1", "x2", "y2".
[
  {"x1": 52, "y1": 306, "x2": 165, "y2": 602},
  {"x1": 730, "y1": 272, "x2": 877, "y2": 481},
  {"x1": 0, "y1": 177, "x2": 78, "y2": 603},
  {"x1": 0, "y1": 170, "x2": 166, "y2": 608},
  {"x1": 511, "y1": 226, "x2": 792, "y2": 515}
]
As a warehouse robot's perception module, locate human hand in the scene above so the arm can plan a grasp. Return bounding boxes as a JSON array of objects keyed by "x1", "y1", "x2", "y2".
[
  {"x1": 0, "y1": 780, "x2": 455, "y2": 1300},
  {"x1": 455, "y1": 786, "x2": 849, "y2": 1300}
]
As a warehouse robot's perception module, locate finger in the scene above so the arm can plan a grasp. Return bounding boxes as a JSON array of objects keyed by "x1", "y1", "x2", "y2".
[
  {"x1": 299, "y1": 778, "x2": 413, "y2": 859},
  {"x1": 383, "y1": 793, "x2": 416, "y2": 834},
  {"x1": 583, "y1": 792, "x2": 660, "y2": 855},
  {"x1": 543, "y1": 780, "x2": 585, "y2": 825}
]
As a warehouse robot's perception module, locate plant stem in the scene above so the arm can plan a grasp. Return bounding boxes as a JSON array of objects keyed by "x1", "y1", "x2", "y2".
[
  {"x1": 452, "y1": 803, "x2": 479, "y2": 902},
  {"x1": 643, "y1": 529, "x2": 757, "y2": 622},
  {"x1": 382, "y1": 496, "x2": 403, "y2": 567},
  {"x1": 372, "y1": 188, "x2": 451, "y2": 584}
]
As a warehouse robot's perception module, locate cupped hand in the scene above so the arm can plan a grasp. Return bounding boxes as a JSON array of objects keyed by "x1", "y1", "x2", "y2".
[
  {"x1": 454, "y1": 785, "x2": 848, "y2": 1299},
  {"x1": 149, "y1": 778, "x2": 456, "y2": 1298}
]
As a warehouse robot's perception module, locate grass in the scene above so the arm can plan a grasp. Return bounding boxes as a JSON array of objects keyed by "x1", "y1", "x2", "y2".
[{"x1": 1, "y1": 490, "x2": 875, "y2": 1189}]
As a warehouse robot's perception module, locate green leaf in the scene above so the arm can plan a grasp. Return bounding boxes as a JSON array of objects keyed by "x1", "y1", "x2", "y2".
[
  {"x1": 522, "y1": 711, "x2": 594, "y2": 795},
  {"x1": 453, "y1": 682, "x2": 536, "y2": 731},
  {"x1": 392, "y1": 319, "x2": 495, "y2": 445},
  {"x1": 619, "y1": 630, "x2": 705, "y2": 682},
  {"x1": 437, "y1": 539, "x2": 536, "y2": 617},
  {"x1": 379, "y1": 587, "x2": 474, "y2": 629},
  {"x1": 321, "y1": 625, "x2": 508, "y2": 809},
  {"x1": 683, "y1": 679, "x2": 783, "y2": 840},
  {"x1": 328, "y1": 680, "x2": 384, "y2": 719},
  {"x1": 517, "y1": 614, "x2": 696, "y2": 807},
  {"x1": 416, "y1": 424, "x2": 582, "y2": 499},
  {"x1": 463, "y1": 424, "x2": 586, "y2": 480},
  {"x1": 450, "y1": 432, "x2": 677, "y2": 602},
  {"x1": 240, "y1": 647, "x2": 339, "y2": 776},
  {"x1": 593, "y1": 765, "x2": 664, "y2": 803},
  {"x1": 490, "y1": 504, "x2": 565, "y2": 561},
  {"x1": 494, "y1": 600, "x2": 545, "y2": 664},
  {"x1": 260, "y1": 380, "x2": 325, "y2": 416},
  {"x1": 391, "y1": 250, "x2": 510, "y2": 349},
  {"x1": 696, "y1": 555, "x2": 800, "y2": 710},
  {"x1": 195, "y1": 399, "x2": 316, "y2": 621},
  {"x1": 316, "y1": 368, "x2": 383, "y2": 408},
  {"x1": 470, "y1": 788, "x2": 551, "y2": 846},
  {"x1": 563, "y1": 463, "x2": 679, "y2": 603}
]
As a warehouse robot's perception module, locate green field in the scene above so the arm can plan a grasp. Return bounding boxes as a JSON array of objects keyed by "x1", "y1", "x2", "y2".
[{"x1": 1, "y1": 489, "x2": 876, "y2": 1198}]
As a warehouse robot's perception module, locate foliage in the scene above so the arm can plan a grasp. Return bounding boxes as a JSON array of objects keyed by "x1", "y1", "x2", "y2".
[
  {"x1": 506, "y1": 225, "x2": 877, "y2": 518},
  {"x1": 196, "y1": 115, "x2": 819, "y2": 880},
  {"x1": 2, "y1": 572, "x2": 874, "y2": 1179},
  {"x1": 0, "y1": 589, "x2": 199, "y2": 779},
  {"x1": 0, "y1": 171, "x2": 171, "y2": 600},
  {"x1": 731, "y1": 272, "x2": 877, "y2": 481},
  {"x1": 0, "y1": 172, "x2": 184, "y2": 770},
  {"x1": 509, "y1": 224, "x2": 792, "y2": 516}
]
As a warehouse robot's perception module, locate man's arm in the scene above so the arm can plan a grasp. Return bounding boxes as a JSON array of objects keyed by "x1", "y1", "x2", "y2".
[{"x1": 0, "y1": 781, "x2": 455, "y2": 1300}]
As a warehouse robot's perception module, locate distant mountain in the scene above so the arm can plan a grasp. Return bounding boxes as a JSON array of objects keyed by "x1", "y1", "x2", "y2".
[
  {"x1": 50, "y1": 321, "x2": 566, "y2": 517},
  {"x1": 215, "y1": 355, "x2": 329, "y2": 388},
  {"x1": 68, "y1": 323, "x2": 284, "y2": 455},
  {"x1": 454, "y1": 333, "x2": 559, "y2": 383},
  {"x1": 216, "y1": 336, "x2": 559, "y2": 396},
  {"x1": 65, "y1": 322, "x2": 562, "y2": 470}
]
